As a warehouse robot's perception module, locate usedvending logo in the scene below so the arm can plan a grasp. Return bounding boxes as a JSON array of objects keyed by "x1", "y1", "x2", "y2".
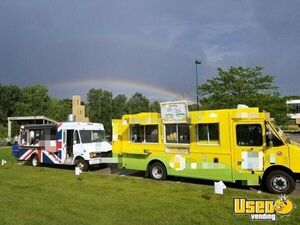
[{"x1": 233, "y1": 195, "x2": 295, "y2": 221}]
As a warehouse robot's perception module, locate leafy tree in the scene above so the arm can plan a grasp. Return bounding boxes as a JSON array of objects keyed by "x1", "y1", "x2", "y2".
[
  {"x1": 47, "y1": 98, "x2": 72, "y2": 122},
  {"x1": 14, "y1": 85, "x2": 50, "y2": 117},
  {"x1": 87, "y1": 89, "x2": 113, "y2": 135},
  {"x1": 198, "y1": 66, "x2": 287, "y2": 124},
  {"x1": 127, "y1": 92, "x2": 150, "y2": 114},
  {"x1": 0, "y1": 84, "x2": 21, "y2": 124},
  {"x1": 284, "y1": 95, "x2": 300, "y2": 100},
  {"x1": 149, "y1": 101, "x2": 161, "y2": 112},
  {"x1": 188, "y1": 104, "x2": 198, "y2": 111},
  {"x1": 112, "y1": 94, "x2": 128, "y2": 119},
  {"x1": 256, "y1": 94, "x2": 288, "y2": 125},
  {"x1": 0, "y1": 125, "x2": 7, "y2": 138}
]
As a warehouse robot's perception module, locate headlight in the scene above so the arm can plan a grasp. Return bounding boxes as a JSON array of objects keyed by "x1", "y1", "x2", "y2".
[{"x1": 89, "y1": 152, "x2": 97, "y2": 158}]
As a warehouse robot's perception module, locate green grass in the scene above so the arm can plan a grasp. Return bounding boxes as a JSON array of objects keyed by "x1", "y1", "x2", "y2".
[{"x1": 0, "y1": 147, "x2": 299, "y2": 225}]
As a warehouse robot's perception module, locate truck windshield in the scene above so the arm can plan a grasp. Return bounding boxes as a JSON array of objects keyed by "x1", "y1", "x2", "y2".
[
  {"x1": 268, "y1": 121, "x2": 289, "y2": 143},
  {"x1": 80, "y1": 130, "x2": 105, "y2": 143}
]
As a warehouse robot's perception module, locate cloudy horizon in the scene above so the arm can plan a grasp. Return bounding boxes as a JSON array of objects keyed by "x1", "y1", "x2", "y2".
[{"x1": 1, "y1": 0, "x2": 300, "y2": 101}]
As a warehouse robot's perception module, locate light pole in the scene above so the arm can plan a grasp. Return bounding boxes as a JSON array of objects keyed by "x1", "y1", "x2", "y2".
[{"x1": 195, "y1": 60, "x2": 201, "y2": 110}]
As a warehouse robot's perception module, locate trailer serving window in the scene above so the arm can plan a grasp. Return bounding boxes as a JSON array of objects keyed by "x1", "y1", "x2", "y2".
[
  {"x1": 50, "y1": 127, "x2": 57, "y2": 140},
  {"x1": 20, "y1": 131, "x2": 28, "y2": 145},
  {"x1": 236, "y1": 124, "x2": 262, "y2": 146},
  {"x1": 165, "y1": 124, "x2": 190, "y2": 144},
  {"x1": 197, "y1": 123, "x2": 219, "y2": 144},
  {"x1": 131, "y1": 125, "x2": 158, "y2": 143},
  {"x1": 29, "y1": 129, "x2": 44, "y2": 145}
]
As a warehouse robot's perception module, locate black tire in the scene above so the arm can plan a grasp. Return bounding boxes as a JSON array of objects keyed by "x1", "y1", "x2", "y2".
[
  {"x1": 265, "y1": 170, "x2": 295, "y2": 194},
  {"x1": 75, "y1": 158, "x2": 89, "y2": 172},
  {"x1": 149, "y1": 162, "x2": 167, "y2": 180},
  {"x1": 31, "y1": 154, "x2": 40, "y2": 167}
]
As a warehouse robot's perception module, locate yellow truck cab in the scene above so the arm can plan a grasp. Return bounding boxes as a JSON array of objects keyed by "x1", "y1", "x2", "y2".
[{"x1": 112, "y1": 101, "x2": 300, "y2": 194}]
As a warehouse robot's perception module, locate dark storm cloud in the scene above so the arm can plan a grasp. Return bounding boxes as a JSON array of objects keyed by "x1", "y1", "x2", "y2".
[{"x1": 0, "y1": 0, "x2": 299, "y2": 100}]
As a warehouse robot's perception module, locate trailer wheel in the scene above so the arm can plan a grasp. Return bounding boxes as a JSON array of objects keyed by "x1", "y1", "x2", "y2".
[
  {"x1": 149, "y1": 162, "x2": 167, "y2": 180},
  {"x1": 31, "y1": 154, "x2": 40, "y2": 167},
  {"x1": 265, "y1": 170, "x2": 295, "y2": 194},
  {"x1": 75, "y1": 158, "x2": 89, "y2": 172}
]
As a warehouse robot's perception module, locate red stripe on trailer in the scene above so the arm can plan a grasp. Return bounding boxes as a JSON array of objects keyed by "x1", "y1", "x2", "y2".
[
  {"x1": 23, "y1": 149, "x2": 34, "y2": 160},
  {"x1": 38, "y1": 149, "x2": 42, "y2": 162},
  {"x1": 56, "y1": 140, "x2": 62, "y2": 149},
  {"x1": 52, "y1": 153, "x2": 62, "y2": 164}
]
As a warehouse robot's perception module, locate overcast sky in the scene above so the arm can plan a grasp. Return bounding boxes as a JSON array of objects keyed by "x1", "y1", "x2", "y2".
[{"x1": 1, "y1": 0, "x2": 300, "y2": 101}]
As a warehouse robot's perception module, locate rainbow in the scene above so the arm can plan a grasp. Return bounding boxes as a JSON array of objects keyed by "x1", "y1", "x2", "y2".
[{"x1": 49, "y1": 78, "x2": 194, "y2": 102}]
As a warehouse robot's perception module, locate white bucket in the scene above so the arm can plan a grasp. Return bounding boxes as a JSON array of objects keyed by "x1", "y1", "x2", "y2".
[
  {"x1": 75, "y1": 167, "x2": 82, "y2": 175},
  {"x1": 1, "y1": 160, "x2": 7, "y2": 166}
]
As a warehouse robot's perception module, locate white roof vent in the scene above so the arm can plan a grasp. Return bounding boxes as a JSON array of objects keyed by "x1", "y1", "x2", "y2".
[{"x1": 237, "y1": 104, "x2": 249, "y2": 109}]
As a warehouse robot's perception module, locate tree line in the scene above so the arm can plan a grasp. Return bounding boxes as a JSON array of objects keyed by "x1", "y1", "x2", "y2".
[
  {"x1": 0, "y1": 84, "x2": 160, "y2": 137},
  {"x1": 197, "y1": 66, "x2": 293, "y2": 125},
  {"x1": 0, "y1": 66, "x2": 298, "y2": 137}
]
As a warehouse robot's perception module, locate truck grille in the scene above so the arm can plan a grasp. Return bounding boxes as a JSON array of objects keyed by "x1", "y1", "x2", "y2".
[{"x1": 96, "y1": 151, "x2": 112, "y2": 158}]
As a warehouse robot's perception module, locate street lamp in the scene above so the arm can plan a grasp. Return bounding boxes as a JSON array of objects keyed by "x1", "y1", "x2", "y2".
[{"x1": 195, "y1": 60, "x2": 201, "y2": 110}]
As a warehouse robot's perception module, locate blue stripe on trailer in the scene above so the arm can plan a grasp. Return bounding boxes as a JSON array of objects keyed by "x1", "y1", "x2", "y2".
[
  {"x1": 42, "y1": 153, "x2": 55, "y2": 164},
  {"x1": 18, "y1": 148, "x2": 29, "y2": 158},
  {"x1": 12, "y1": 144, "x2": 20, "y2": 157},
  {"x1": 56, "y1": 151, "x2": 62, "y2": 159},
  {"x1": 56, "y1": 130, "x2": 62, "y2": 139}
]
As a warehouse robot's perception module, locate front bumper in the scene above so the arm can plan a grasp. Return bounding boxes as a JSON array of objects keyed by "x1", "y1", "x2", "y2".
[
  {"x1": 88, "y1": 157, "x2": 118, "y2": 165},
  {"x1": 88, "y1": 150, "x2": 118, "y2": 165}
]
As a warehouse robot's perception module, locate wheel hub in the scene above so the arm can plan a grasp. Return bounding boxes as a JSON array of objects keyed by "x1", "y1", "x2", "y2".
[
  {"x1": 272, "y1": 176, "x2": 288, "y2": 191},
  {"x1": 32, "y1": 158, "x2": 37, "y2": 166},
  {"x1": 78, "y1": 162, "x2": 84, "y2": 169},
  {"x1": 152, "y1": 166, "x2": 163, "y2": 179}
]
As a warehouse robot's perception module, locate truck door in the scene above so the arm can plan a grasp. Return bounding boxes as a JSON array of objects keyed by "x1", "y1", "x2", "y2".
[
  {"x1": 265, "y1": 122, "x2": 289, "y2": 169},
  {"x1": 232, "y1": 121, "x2": 265, "y2": 184},
  {"x1": 193, "y1": 122, "x2": 233, "y2": 182},
  {"x1": 72, "y1": 130, "x2": 82, "y2": 157},
  {"x1": 63, "y1": 129, "x2": 75, "y2": 158}
]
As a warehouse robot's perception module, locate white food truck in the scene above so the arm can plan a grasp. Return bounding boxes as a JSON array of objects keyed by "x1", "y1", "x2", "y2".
[{"x1": 12, "y1": 122, "x2": 112, "y2": 171}]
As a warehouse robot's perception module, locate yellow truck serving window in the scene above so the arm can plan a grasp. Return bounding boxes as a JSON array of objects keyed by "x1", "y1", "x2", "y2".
[
  {"x1": 131, "y1": 125, "x2": 158, "y2": 143},
  {"x1": 197, "y1": 123, "x2": 219, "y2": 144},
  {"x1": 236, "y1": 124, "x2": 262, "y2": 146},
  {"x1": 165, "y1": 124, "x2": 190, "y2": 144}
]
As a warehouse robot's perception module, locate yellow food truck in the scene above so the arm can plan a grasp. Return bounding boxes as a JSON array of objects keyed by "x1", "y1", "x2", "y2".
[{"x1": 112, "y1": 101, "x2": 300, "y2": 194}]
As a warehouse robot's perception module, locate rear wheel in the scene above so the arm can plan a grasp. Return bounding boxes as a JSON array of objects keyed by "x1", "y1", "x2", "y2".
[
  {"x1": 265, "y1": 170, "x2": 295, "y2": 194},
  {"x1": 149, "y1": 162, "x2": 167, "y2": 180},
  {"x1": 75, "y1": 158, "x2": 89, "y2": 172},
  {"x1": 31, "y1": 155, "x2": 40, "y2": 167}
]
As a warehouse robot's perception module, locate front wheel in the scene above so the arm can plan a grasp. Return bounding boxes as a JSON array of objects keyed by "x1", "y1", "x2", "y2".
[
  {"x1": 75, "y1": 158, "x2": 89, "y2": 172},
  {"x1": 265, "y1": 170, "x2": 295, "y2": 194},
  {"x1": 31, "y1": 154, "x2": 40, "y2": 167},
  {"x1": 149, "y1": 162, "x2": 167, "y2": 180}
]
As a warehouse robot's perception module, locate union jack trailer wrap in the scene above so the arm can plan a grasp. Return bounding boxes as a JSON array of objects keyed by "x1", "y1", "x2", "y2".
[{"x1": 12, "y1": 122, "x2": 112, "y2": 171}]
